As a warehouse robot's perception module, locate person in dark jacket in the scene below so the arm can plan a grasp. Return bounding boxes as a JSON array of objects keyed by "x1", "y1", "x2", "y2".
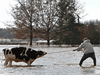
[{"x1": 73, "y1": 37, "x2": 96, "y2": 67}]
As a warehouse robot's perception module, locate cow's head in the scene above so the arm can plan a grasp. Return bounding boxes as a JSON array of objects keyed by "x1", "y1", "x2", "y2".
[{"x1": 37, "y1": 50, "x2": 47, "y2": 58}]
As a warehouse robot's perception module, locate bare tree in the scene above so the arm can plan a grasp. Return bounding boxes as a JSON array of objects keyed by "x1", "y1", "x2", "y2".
[
  {"x1": 35, "y1": 0, "x2": 58, "y2": 46},
  {"x1": 11, "y1": 0, "x2": 39, "y2": 46},
  {"x1": 9, "y1": 0, "x2": 84, "y2": 46}
]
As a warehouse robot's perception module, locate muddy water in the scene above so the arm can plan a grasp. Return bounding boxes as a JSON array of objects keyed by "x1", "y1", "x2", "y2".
[{"x1": 0, "y1": 45, "x2": 100, "y2": 75}]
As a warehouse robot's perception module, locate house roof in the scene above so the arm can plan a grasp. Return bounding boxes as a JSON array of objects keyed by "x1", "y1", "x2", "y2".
[
  {"x1": 0, "y1": 39, "x2": 11, "y2": 43},
  {"x1": 36, "y1": 40, "x2": 54, "y2": 43}
]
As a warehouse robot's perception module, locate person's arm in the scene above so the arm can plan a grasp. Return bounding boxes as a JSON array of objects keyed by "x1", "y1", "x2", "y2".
[{"x1": 73, "y1": 43, "x2": 83, "y2": 51}]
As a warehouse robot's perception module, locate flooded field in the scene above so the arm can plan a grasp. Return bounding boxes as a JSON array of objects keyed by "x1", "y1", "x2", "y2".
[{"x1": 0, "y1": 45, "x2": 100, "y2": 75}]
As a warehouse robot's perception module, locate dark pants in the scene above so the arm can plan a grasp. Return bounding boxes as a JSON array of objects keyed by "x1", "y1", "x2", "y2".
[{"x1": 79, "y1": 52, "x2": 96, "y2": 66}]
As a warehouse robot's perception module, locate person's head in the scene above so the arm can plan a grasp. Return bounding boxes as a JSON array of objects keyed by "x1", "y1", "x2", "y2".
[{"x1": 83, "y1": 37, "x2": 88, "y2": 41}]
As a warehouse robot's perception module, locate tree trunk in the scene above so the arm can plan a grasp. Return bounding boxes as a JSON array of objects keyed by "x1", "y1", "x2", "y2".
[
  {"x1": 30, "y1": 31, "x2": 33, "y2": 46},
  {"x1": 30, "y1": 1, "x2": 33, "y2": 47},
  {"x1": 47, "y1": 30, "x2": 50, "y2": 47},
  {"x1": 30, "y1": 25, "x2": 33, "y2": 46},
  {"x1": 47, "y1": 39, "x2": 50, "y2": 47}
]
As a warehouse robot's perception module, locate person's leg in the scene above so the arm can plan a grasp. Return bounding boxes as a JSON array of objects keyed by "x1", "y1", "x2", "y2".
[
  {"x1": 90, "y1": 53, "x2": 96, "y2": 66},
  {"x1": 79, "y1": 54, "x2": 89, "y2": 66}
]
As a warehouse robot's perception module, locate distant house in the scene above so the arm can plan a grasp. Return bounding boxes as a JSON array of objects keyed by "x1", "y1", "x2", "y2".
[
  {"x1": 0, "y1": 39, "x2": 28, "y2": 45},
  {"x1": 10, "y1": 39, "x2": 28, "y2": 45},
  {"x1": 0, "y1": 39, "x2": 11, "y2": 43},
  {"x1": 10, "y1": 39, "x2": 22, "y2": 43},
  {"x1": 36, "y1": 40, "x2": 54, "y2": 45}
]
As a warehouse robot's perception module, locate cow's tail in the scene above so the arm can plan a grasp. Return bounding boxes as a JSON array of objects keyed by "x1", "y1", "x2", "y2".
[
  {"x1": 1, "y1": 48, "x2": 8, "y2": 63},
  {"x1": 1, "y1": 49, "x2": 6, "y2": 63},
  {"x1": 2, "y1": 49, "x2": 6, "y2": 55}
]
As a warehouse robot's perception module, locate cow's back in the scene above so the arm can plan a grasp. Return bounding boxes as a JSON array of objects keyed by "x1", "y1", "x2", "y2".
[
  {"x1": 11, "y1": 47, "x2": 27, "y2": 59},
  {"x1": 11, "y1": 47, "x2": 26, "y2": 55},
  {"x1": 3, "y1": 47, "x2": 26, "y2": 60}
]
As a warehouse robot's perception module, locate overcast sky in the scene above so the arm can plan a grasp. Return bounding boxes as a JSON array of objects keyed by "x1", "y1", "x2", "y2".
[
  {"x1": 0, "y1": 0, "x2": 100, "y2": 28},
  {"x1": 80, "y1": 0, "x2": 100, "y2": 22}
]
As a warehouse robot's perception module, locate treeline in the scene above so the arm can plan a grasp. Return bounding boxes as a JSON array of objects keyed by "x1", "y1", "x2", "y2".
[
  {"x1": 82, "y1": 20, "x2": 100, "y2": 44},
  {"x1": 0, "y1": 28, "x2": 14, "y2": 39},
  {"x1": 7, "y1": 0, "x2": 100, "y2": 46},
  {"x1": 1, "y1": 20, "x2": 100, "y2": 45},
  {"x1": 9, "y1": 0, "x2": 84, "y2": 46}
]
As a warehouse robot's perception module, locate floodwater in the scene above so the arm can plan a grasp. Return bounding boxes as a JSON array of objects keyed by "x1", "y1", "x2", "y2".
[{"x1": 0, "y1": 45, "x2": 100, "y2": 75}]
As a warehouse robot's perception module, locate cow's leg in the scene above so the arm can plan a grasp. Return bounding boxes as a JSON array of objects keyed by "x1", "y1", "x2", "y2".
[
  {"x1": 4, "y1": 59, "x2": 9, "y2": 66},
  {"x1": 9, "y1": 60, "x2": 12, "y2": 66},
  {"x1": 27, "y1": 60, "x2": 31, "y2": 66},
  {"x1": 27, "y1": 59, "x2": 35, "y2": 66},
  {"x1": 30, "y1": 59, "x2": 35, "y2": 65}
]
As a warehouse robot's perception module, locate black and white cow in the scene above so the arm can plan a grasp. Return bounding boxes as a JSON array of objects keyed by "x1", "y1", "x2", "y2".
[{"x1": 3, "y1": 47, "x2": 47, "y2": 66}]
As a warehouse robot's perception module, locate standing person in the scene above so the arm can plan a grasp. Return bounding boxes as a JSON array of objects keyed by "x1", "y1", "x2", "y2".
[{"x1": 73, "y1": 37, "x2": 96, "y2": 67}]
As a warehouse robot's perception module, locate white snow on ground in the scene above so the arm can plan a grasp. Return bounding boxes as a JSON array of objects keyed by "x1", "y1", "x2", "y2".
[{"x1": 0, "y1": 45, "x2": 100, "y2": 75}]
